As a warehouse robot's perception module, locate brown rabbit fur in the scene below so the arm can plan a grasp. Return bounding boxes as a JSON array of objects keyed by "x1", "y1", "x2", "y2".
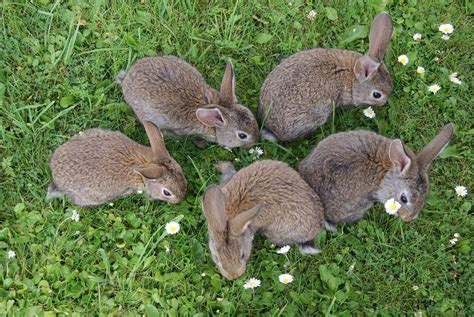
[
  {"x1": 120, "y1": 56, "x2": 259, "y2": 148},
  {"x1": 203, "y1": 160, "x2": 324, "y2": 279},
  {"x1": 259, "y1": 13, "x2": 393, "y2": 141},
  {"x1": 47, "y1": 122, "x2": 187, "y2": 206},
  {"x1": 298, "y1": 124, "x2": 454, "y2": 225}
]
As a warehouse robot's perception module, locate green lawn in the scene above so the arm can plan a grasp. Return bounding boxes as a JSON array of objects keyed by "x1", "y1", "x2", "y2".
[{"x1": 1, "y1": 0, "x2": 473, "y2": 315}]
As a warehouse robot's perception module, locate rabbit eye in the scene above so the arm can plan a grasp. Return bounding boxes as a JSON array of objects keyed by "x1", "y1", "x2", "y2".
[
  {"x1": 373, "y1": 91, "x2": 382, "y2": 99},
  {"x1": 238, "y1": 132, "x2": 248, "y2": 140},
  {"x1": 400, "y1": 193, "x2": 408, "y2": 204},
  {"x1": 162, "y1": 189, "x2": 172, "y2": 197}
]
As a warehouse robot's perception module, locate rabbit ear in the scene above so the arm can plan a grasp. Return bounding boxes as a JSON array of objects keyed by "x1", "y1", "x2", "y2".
[
  {"x1": 354, "y1": 55, "x2": 380, "y2": 82},
  {"x1": 367, "y1": 12, "x2": 393, "y2": 61},
  {"x1": 417, "y1": 124, "x2": 454, "y2": 170},
  {"x1": 135, "y1": 164, "x2": 164, "y2": 180},
  {"x1": 143, "y1": 121, "x2": 171, "y2": 162},
  {"x1": 389, "y1": 140, "x2": 412, "y2": 174},
  {"x1": 196, "y1": 107, "x2": 226, "y2": 127},
  {"x1": 229, "y1": 203, "x2": 263, "y2": 236},
  {"x1": 203, "y1": 185, "x2": 227, "y2": 232},
  {"x1": 220, "y1": 60, "x2": 238, "y2": 106}
]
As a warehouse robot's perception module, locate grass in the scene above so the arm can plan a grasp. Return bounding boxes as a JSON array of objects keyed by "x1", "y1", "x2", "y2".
[{"x1": 0, "y1": 0, "x2": 473, "y2": 315}]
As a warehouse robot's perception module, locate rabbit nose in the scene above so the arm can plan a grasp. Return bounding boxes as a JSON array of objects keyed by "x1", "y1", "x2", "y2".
[
  {"x1": 399, "y1": 208, "x2": 418, "y2": 222},
  {"x1": 222, "y1": 268, "x2": 245, "y2": 280}
]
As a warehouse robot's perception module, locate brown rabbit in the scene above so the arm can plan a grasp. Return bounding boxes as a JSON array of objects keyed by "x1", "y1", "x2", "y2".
[
  {"x1": 203, "y1": 160, "x2": 324, "y2": 280},
  {"x1": 298, "y1": 124, "x2": 454, "y2": 226},
  {"x1": 119, "y1": 56, "x2": 259, "y2": 148},
  {"x1": 47, "y1": 122, "x2": 187, "y2": 206},
  {"x1": 259, "y1": 13, "x2": 393, "y2": 141}
]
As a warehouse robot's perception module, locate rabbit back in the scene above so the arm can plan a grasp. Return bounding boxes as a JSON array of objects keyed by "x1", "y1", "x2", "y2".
[
  {"x1": 121, "y1": 56, "x2": 219, "y2": 135},
  {"x1": 259, "y1": 49, "x2": 359, "y2": 141},
  {"x1": 224, "y1": 160, "x2": 324, "y2": 245},
  {"x1": 50, "y1": 129, "x2": 151, "y2": 206},
  {"x1": 299, "y1": 131, "x2": 390, "y2": 223}
]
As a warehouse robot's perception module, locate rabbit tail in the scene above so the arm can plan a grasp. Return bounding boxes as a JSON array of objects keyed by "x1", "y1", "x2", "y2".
[
  {"x1": 46, "y1": 181, "x2": 63, "y2": 200},
  {"x1": 116, "y1": 70, "x2": 127, "y2": 86}
]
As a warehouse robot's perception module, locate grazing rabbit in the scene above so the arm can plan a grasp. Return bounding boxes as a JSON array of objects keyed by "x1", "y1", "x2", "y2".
[
  {"x1": 259, "y1": 13, "x2": 394, "y2": 141},
  {"x1": 119, "y1": 56, "x2": 259, "y2": 148},
  {"x1": 298, "y1": 124, "x2": 454, "y2": 226},
  {"x1": 47, "y1": 121, "x2": 187, "y2": 206},
  {"x1": 202, "y1": 160, "x2": 324, "y2": 279}
]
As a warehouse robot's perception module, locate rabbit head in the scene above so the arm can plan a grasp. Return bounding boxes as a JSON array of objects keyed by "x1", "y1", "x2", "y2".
[
  {"x1": 202, "y1": 185, "x2": 263, "y2": 279},
  {"x1": 376, "y1": 124, "x2": 454, "y2": 221},
  {"x1": 352, "y1": 13, "x2": 394, "y2": 107},
  {"x1": 196, "y1": 61, "x2": 259, "y2": 148},
  {"x1": 135, "y1": 122, "x2": 187, "y2": 203}
]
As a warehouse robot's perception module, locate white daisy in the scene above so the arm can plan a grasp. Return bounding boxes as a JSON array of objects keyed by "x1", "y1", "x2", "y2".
[
  {"x1": 363, "y1": 107, "x2": 376, "y2": 119},
  {"x1": 416, "y1": 66, "x2": 425, "y2": 75},
  {"x1": 449, "y1": 73, "x2": 462, "y2": 85},
  {"x1": 441, "y1": 34, "x2": 450, "y2": 40},
  {"x1": 454, "y1": 186, "x2": 467, "y2": 197},
  {"x1": 71, "y1": 210, "x2": 80, "y2": 222},
  {"x1": 439, "y1": 23, "x2": 454, "y2": 34},
  {"x1": 453, "y1": 233, "x2": 460, "y2": 238},
  {"x1": 165, "y1": 221, "x2": 180, "y2": 235},
  {"x1": 413, "y1": 33, "x2": 422, "y2": 40},
  {"x1": 306, "y1": 10, "x2": 317, "y2": 21},
  {"x1": 428, "y1": 84, "x2": 441, "y2": 94},
  {"x1": 398, "y1": 55, "x2": 409, "y2": 66},
  {"x1": 243, "y1": 278, "x2": 261, "y2": 289},
  {"x1": 276, "y1": 245, "x2": 291, "y2": 254},
  {"x1": 7, "y1": 250, "x2": 16, "y2": 259},
  {"x1": 279, "y1": 273, "x2": 294, "y2": 284},
  {"x1": 384, "y1": 198, "x2": 401, "y2": 215},
  {"x1": 449, "y1": 238, "x2": 458, "y2": 245}
]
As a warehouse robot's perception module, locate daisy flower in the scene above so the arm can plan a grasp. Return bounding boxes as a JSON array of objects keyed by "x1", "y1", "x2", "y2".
[
  {"x1": 306, "y1": 10, "x2": 317, "y2": 21},
  {"x1": 243, "y1": 278, "x2": 261, "y2": 289},
  {"x1": 449, "y1": 73, "x2": 462, "y2": 85},
  {"x1": 439, "y1": 23, "x2": 454, "y2": 35},
  {"x1": 428, "y1": 84, "x2": 441, "y2": 94},
  {"x1": 279, "y1": 273, "x2": 294, "y2": 284},
  {"x1": 165, "y1": 221, "x2": 180, "y2": 235},
  {"x1": 453, "y1": 233, "x2": 460, "y2": 238},
  {"x1": 449, "y1": 238, "x2": 458, "y2": 245},
  {"x1": 416, "y1": 66, "x2": 425, "y2": 75},
  {"x1": 249, "y1": 147, "x2": 264, "y2": 159},
  {"x1": 71, "y1": 210, "x2": 80, "y2": 222},
  {"x1": 454, "y1": 186, "x2": 467, "y2": 197},
  {"x1": 363, "y1": 107, "x2": 376, "y2": 119},
  {"x1": 384, "y1": 198, "x2": 401, "y2": 215},
  {"x1": 7, "y1": 250, "x2": 16, "y2": 259},
  {"x1": 276, "y1": 245, "x2": 291, "y2": 254},
  {"x1": 441, "y1": 34, "x2": 450, "y2": 40},
  {"x1": 398, "y1": 55, "x2": 409, "y2": 66},
  {"x1": 413, "y1": 33, "x2": 422, "y2": 40}
]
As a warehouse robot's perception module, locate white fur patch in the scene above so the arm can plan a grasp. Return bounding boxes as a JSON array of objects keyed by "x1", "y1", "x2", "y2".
[{"x1": 298, "y1": 245, "x2": 321, "y2": 255}]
